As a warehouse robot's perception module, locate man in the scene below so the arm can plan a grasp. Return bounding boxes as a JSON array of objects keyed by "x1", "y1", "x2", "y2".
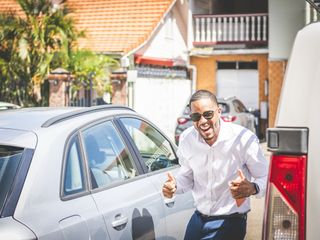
[{"x1": 162, "y1": 90, "x2": 268, "y2": 240}]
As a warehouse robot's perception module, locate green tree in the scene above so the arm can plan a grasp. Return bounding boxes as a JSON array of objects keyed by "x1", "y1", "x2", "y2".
[
  {"x1": 0, "y1": 0, "x2": 78, "y2": 106},
  {"x1": 0, "y1": 0, "x2": 117, "y2": 106},
  {"x1": 67, "y1": 50, "x2": 118, "y2": 99},
  {"x1": 0, "y1": 12, "x2": 30, "y2": 105}
]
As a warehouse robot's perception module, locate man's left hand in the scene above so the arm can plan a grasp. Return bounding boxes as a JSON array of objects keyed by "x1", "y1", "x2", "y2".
[{"x1": 230, "y1": 169, "x2": 256, "y2": 199}]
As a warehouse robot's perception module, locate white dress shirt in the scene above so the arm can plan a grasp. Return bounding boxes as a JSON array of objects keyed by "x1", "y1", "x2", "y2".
[{"x1": 175, "y1": 119, "x2": 268, "y2": 216}]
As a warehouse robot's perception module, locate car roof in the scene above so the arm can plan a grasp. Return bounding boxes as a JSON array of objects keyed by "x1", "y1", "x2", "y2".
[
  {"x1": 0, "y1": 105, "x2": 134, "y2": 131},
  {"x1": 0, "y1": 101, "x2": 21, "y2": 109}
]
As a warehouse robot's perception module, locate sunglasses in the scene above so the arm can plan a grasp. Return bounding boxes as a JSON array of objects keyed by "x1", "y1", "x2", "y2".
[{"x1": 189, "y1": 110, "x2": 216, "y2": 122}]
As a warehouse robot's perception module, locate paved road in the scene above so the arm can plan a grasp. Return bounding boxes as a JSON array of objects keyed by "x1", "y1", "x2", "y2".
[{"x1": 245, "y1": 142, "x2": 270, "y2": 240}]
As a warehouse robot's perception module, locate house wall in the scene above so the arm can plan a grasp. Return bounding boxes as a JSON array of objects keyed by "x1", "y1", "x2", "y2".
[
  {"x1": 190, "y1": 53, "x2": 268, "y2": 135},
  {"x1": 268, "y1": 0, "x2": 304, "y2": 127},
  {"x1": 190, "y1": 54, "x2": 268, "y2": 102},
  {"x1": 136, "y1": 1, "x2": 188, "y2": 64},
  {"x1": 269, "y1": 0, "x2": 305, "y2": 59},
  {"x1": 133, "y1": 77, "x2": 191, "y2": 141},
  {"x1": 268, "y1": 60, "x2": 287, "y2": 127},
  {"x1": 191, "y1": 0, "x2": 212, "y2": 15}
]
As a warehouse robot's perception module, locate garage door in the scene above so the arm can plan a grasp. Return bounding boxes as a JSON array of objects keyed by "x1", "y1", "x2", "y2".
[{"x1": 216, "y1": 69, "x2": 259, "y2": 109}]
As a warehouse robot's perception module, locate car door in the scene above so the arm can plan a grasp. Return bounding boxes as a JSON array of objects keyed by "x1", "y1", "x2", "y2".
[
  {"x1": 80, "y1": 119, "x2": 167, "y2": 240},
  {"x1": 118, "y1": 116, "x2": 194, "y2": 240},
  {"x1": 59, "y1": 134, "x2": 110, "y2": 240}
]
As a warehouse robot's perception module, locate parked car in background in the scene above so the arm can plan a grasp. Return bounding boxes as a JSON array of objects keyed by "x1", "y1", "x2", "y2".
[
  {"x1": 263, "y1": 22, "x2": 320, "y2": 240},
  {"x1": 0, "y1": 102, "x2": 21, "y2": 110},
  {"x1": 174, "y1": 96, "x2": 256, "y2": 144},
  {"x1": 0, "y1": 105, "x2": 194, "y2": 240}
]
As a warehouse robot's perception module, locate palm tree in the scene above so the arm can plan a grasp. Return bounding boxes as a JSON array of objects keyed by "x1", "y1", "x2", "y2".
[
  {"x1": 68, "y1": 50, "x2": 119, "y2": 99},
  {"x1": 0, "y1": 0, "x2": 118, "y2": 106},
  {"x1": 0, "y1": 0, "x2": 74, "y2": 106},
  {"x1": 0, "y1": 12, "x2": 30, "y2": 105}
]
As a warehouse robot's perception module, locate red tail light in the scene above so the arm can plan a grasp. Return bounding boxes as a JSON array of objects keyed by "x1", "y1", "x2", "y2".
[
  {"x1": 264, "y1": 154, "x2": 307, "y2": 240},
  {"x1": 221, "y1": 115, "x2": 237, "y2": 122},
  {"x1": 264, "y1": 127, "x2": 308, "y2": 240},
  {"x1": 177, "y1": 117, "x2": 188, "y2": 125}
]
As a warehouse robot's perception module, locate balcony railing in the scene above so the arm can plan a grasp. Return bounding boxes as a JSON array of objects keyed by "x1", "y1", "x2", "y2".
[{"x1": 193, "y1": 13, "x2": 268, "y2": 47}]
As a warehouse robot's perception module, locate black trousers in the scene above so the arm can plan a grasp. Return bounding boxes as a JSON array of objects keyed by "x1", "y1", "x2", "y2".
[{"x1": 184, "y1": 211, "x2": 247, "y2": 240}]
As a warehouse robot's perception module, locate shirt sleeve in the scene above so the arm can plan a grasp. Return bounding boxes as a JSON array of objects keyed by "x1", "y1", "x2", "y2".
[
  {"x1": 242, "y1": 134, "x2": 269, "y2": 198},
  {"x1": 175, "y1": 134, "x2": 194, "y2": 194}
]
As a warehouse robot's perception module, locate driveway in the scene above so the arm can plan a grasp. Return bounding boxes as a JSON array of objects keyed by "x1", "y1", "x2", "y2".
[{"x1": 245, "y1": 142, "x2": 270, "y2": 240}]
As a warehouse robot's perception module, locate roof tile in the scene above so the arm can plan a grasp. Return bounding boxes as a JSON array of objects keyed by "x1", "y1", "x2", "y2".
[
  {"x1": 67, "y1": 0, "x2": 175, "y2": 54},
  {"x1": 0, "y1": 0, "x2": 176, "y2": 54}
]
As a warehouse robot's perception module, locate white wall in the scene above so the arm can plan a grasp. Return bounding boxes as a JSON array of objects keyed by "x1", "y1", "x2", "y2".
[
  {"x1": 136, "y1": 1, "x2": 188, "y2": 64},
  {"x1": 269, "y1": 0, "x2": 305, "y2": 60},
  {"x1": 133, "y1": 77, "x2": 191, "y2": 141}
]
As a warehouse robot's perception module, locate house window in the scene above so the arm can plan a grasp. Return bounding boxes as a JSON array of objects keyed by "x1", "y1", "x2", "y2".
[
  {"x1": 217, "y1": 61, "x2": 257, "y2": 70},
  {"x1": 165, "y1": 13, "x2": 173, "y2": 40}
]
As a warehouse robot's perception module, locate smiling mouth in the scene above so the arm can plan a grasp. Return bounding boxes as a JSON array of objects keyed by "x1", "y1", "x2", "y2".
[{"x1": 199, "y1": 123, "x2": 211, "y2": 132}]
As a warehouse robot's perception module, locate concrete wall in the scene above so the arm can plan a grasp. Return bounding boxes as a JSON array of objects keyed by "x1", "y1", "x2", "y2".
[{"x1": 268, "y1": 0, "x2": 305, "y2": 59}]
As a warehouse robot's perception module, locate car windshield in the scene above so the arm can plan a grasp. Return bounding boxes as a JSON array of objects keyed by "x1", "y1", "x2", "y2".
[{"x1": 0, "y1": 145, "x2": 24, "y2": 214}]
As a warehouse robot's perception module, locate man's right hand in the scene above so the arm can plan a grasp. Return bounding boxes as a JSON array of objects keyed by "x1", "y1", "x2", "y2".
[{"x1": 162, "y1": 172, "x2": 176, "y2": 198}]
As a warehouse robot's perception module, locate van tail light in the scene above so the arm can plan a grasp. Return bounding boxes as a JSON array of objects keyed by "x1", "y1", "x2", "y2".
[
  {"x1": 263, "y1": 128, "x2": 308, "y2": 240},
  {"x1": 177, "y1": 117, "x2": 188, "y2": 125},
  {"x1": 221, "y1": 115, "x2": 237, "y2": 122},
  {"x1": 264, "y1": 155, "x2": 306, "y2": 240}
]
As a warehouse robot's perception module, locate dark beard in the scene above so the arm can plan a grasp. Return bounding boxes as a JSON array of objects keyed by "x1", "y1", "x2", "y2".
[{"x1": 204, "y1": 120, "x2": 220, "y2": 144}]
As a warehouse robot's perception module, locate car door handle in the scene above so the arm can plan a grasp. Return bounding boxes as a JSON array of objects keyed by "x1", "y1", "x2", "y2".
[
  {"x1": 164, "y1": 197, "x2": 175, "y2": 208},
  {"x1": 112, "y1": 214, "x2": 128, "y2": 230}
]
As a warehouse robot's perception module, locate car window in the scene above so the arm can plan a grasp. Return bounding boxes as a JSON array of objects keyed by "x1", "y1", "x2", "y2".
[
  {"x1": 183, "y1": 105, "x2": 190, "y2": 115},
  {"x1": 120, "y1": 117, "x2": 178, "y2": 172},
  {"x1": 232, "y1": 99, "x2": 247, "y2": 113},
  {"x1": 82, "y1": 121, "x2": 137, "y2": 189},
  {"x1": 0, "y1": 146, "x2": 24, "y2": 213},
  {"x1": 218, "y1": 102, "x2": 229, "y2": 113},
  {"x1": 63, "y1": 136, "x2": 86, "y2": 196}
]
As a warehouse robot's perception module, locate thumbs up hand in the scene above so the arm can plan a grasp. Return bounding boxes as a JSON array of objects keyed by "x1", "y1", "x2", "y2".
[
  {"x1": 162, "y1": 172, "x2": 177, "y2": 198},
  {"x1": 230, "y1": 169, "x2": 256, "y2": 202}
]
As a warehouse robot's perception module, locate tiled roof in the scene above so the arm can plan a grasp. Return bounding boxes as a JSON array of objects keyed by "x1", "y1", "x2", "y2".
[
  {"x1": 0, "y1": 0, "x2": 24, "y2": 17},
  {"x1": 67, "y1": 0, "x2": 175, "y2": 54},
  {"x1": 0, "y1": 0, "x2": 176, "y2": 55}
]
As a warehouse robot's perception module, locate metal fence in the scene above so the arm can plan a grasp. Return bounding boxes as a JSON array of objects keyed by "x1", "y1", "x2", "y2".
[{"x1": 69, "y1": 97, "x2": 105, "y2": 107}]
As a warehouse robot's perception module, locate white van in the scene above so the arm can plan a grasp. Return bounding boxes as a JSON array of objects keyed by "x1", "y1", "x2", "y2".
[{"x1": 263, "y1": 22, "x2": 320, "y2": 240}]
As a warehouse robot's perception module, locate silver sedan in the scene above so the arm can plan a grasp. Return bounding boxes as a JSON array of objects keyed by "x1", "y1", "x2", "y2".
[{"x1": 0, "y1": 105, "x2": 194, "y2": 240}]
